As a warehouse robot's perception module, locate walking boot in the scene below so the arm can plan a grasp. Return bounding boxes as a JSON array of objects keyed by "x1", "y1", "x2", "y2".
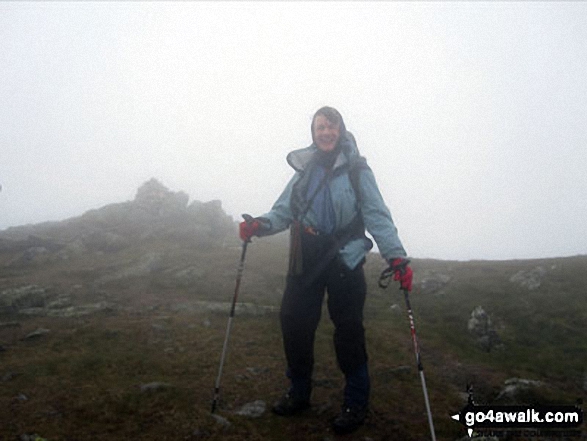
[
  {"x1": 271, "y1": 392, "x2": 310, "y2": 416},
  {"x1": 331, "y1": 404, "x2": 368, "y2": 435}
]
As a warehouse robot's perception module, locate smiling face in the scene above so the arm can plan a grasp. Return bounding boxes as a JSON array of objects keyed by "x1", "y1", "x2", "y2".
[{"x1": 312, "y1": 114, "x2": 341, "y2": 152}]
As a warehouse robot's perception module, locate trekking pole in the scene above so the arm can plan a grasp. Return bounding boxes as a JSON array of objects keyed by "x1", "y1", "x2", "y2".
[
  {"x1": 379, "y1": 267, "x2": 437, "y2": 441},
  {"x1": 401, "y1": 287, "x2": 437, "y2": 441},
  {"x1": 211, "y1": 214, "x2": 253, "y2": 414}
]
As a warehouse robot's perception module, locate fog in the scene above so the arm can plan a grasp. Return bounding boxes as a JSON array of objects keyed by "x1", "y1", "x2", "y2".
[{"x1": 1, "y1": 2, "x2": 586, "y2": 261}]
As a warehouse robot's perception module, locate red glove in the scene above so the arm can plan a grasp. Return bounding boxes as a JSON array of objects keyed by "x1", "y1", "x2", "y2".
[
  {"x1": 239, "y1": 219, "x2": 261, "y2": 242},
  {"x1": 390, "y1": 258, "x2": 413, "y2": 292}
]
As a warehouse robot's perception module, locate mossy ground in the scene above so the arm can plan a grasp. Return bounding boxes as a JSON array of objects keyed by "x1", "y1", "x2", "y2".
[{"x1": 1, "y1": 246, "x2": 585, "y2": 440}]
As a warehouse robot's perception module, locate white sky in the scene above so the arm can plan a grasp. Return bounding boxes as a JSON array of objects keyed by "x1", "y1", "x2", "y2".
[{"x1": 1, "y1": 1, "x2": 586, "y2": 261}]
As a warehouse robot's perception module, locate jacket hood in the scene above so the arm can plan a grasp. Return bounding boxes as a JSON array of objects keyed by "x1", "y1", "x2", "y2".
[{"x1": 287, "y1": 131, "x2": 360, "y2": 173}]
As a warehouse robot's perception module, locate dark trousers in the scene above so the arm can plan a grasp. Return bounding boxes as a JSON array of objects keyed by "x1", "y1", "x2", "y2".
[{"x1": 280, "y1": 234, "x2": 370, "y2": 407}]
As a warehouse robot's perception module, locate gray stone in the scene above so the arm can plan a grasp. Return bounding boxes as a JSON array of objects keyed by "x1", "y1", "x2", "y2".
[
  {"x1": 0, "y1": 285, "x2": 50, "y2": 313},
  {"x1": 173, "y1": 266, "x2": 206, "y2": 285},
  {"x1": 234, "y1": 400, "x2": 266, "y2": 418},
  {"x1": 46, "y1": 297, "x2": 73, "y2": 309},
  {"x1": 495, "y1": 377, "x2": 543, "y2": 402},
  {"x1": 170, "y1": 301, "x2": 277, "y2": 316},
  {"x1": 19, "y1": 301, "x2": 115, "y2": 318},
  {"x1": 211, "y1": 413, "x2": 231, "y2": 427},
  {"x1": 96, "y1": 252, "x2": 163, "y2": 284},
  {"x1": 509, "y1": 266, "x2": 546, "y2": 290},
  {"x1": 419, "y1": 271, "x2": 451, "y2": 295},
  {"x1": 467, "y1": 306, "x2": 502, "y2": 352},
  {"x1": 389, "y1": 303, "x2": 401, "y2": 313},
  {"x1": 139, "y1": 382, "x2": 172, "y2": 393},
  {"x1": 22, "y1": 328, "x2": 50, "y2": 340}
]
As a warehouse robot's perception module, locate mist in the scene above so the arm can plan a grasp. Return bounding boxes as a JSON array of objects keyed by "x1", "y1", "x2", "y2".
[{"x1": 1, "y1": 2, "x2": 586, "y2": 261}]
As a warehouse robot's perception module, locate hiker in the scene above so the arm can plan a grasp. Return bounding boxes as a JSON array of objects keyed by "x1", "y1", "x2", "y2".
[{"x1": 239, "y1": 106, "x2": 412, "y2": 435}]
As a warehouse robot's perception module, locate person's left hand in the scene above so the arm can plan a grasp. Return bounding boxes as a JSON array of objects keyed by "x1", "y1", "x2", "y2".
[{"x1": 389, "y1": 258, "x2": 413, "y2": 292}]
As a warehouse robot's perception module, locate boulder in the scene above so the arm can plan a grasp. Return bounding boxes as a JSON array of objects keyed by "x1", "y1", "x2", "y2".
[
  {"x1": 135, "y1": 178, "x2": 189, "y2": 217},
  {"x1": 0, "y1": 286, "x2": 50, "y2": 314},
  {"x1": 494, "y1": 378, "x2": 544, "y2": 403},
  {"x1": 467, "y1": 306, "x2": 502, "y2": 352},
  {"x1": 234, "y1": 400, "x2": 266, "y2": 418},
  {"x1": 95, "y1": 252, "x2": 163, "y2": 284},
  {"x1": 509, "y1": 266, "x2": 546, "y2": 290},
  {"x1": 419, "y1": 271, "x2": 451, "y2": 295}
]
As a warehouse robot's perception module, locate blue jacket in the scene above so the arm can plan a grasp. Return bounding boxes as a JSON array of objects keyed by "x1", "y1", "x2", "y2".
[{"x1": 259, "y1": 132, "x2": 407, "y2": 270}]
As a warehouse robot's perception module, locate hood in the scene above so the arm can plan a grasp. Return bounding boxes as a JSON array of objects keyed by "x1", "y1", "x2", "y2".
[{"x1": 286, "y1": 131, "x2": 360, "y2": 173}]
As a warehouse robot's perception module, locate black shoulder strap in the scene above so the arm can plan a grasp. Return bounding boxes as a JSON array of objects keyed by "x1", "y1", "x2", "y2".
[
  {"x1": 347, "y1": 156, "x2": 370, "y2": 207},
  {"x1": 298, "y1": 165, "x2": 332, "y2": 223}
]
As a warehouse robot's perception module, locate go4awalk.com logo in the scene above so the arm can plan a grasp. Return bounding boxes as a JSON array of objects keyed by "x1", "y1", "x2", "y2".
[{"x1": 451, "y1": 403, "x2": 584, "y2": 438}]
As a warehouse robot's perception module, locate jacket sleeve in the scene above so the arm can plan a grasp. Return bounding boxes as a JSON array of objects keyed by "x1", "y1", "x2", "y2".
[
  {"x1": 358, "y1": 168, "x2": 408, "y2": 260},
  {"x1": 257, "y1": 174, "x2": 299, "y2": 236}
]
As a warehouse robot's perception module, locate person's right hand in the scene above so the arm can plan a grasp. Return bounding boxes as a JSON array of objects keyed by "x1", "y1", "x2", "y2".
[{"x1": 239, "y1": 218, "x2": 261, "y2": 242}]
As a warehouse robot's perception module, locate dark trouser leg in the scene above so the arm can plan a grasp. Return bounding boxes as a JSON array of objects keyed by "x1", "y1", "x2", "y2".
[
  {"x1": 326, "y1": 260, "x2": 370, "y2": 409},
  {"x1": 280, "y1": 274, "x2": 325, "y2": 400}
]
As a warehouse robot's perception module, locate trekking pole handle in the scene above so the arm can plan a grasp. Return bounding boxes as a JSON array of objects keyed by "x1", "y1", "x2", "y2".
[
  {"x1": 378, "y1": 258, "x2": 411, "y2": 289},
  {"x1": 241, "y1": 214, "x2": 255, "y2": 243}
]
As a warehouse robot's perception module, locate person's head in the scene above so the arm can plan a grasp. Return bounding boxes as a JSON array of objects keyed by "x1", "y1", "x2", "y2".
[{"x1": 311, "y1": 106, "x2": 346, "y2": 152}]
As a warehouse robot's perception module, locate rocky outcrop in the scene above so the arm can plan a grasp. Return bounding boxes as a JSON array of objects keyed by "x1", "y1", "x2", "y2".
[
  {"x1": 0, "y1": 285, "x2": 50, "y2": 314},
  {"x1": 467, "y1": 306, "x2": 502, "y2": 352},
  {"x1": 94, "y1": 252, "x2": 163, "y2": 285},
  {"x1": 494, "y1": 377, "x2": 544, "y2": 404},
  {"x1": 418, "y1": 270, "x2": 451, "y2": 295},
  {"x1": 509, "y1": 266, "x2": 546, "y2": 290},
  {"x1": 234, "y1": 400, "x2": 266, "y2": 418},
  {"x1": 0, "y1": 179, "x2": 237, "y2": 264}
]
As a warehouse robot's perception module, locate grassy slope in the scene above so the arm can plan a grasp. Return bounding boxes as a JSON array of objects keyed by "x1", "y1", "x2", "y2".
[{"x1": 0, "y1": 237, "x2": 585, "y2": 440}]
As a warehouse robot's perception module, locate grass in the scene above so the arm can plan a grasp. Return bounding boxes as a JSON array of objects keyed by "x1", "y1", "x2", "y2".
[{"x1": 1, "y1": 237, "x2": 586, "y2": 440}]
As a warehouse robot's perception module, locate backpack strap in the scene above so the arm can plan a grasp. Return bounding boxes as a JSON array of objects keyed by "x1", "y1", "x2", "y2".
[{"x1": 347, "y1": 155, "x2": 371, "y2": 207}]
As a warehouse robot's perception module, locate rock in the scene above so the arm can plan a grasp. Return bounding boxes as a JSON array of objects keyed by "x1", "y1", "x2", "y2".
[
  {"x1": 509, "y1": 266, "x2": 546, "y2": 290},
  {"x1": 234, "y1": 400, "x2": 266, "y2": 418},
  {"x1": 245, "y1": 367, "x2": 269, "y2": 376},
  {"x1": 46, "y1": 296, "x2": 73, "y2": 309},
  {"x1": 495, "y1": 378, "x2": 543, "y2": 403},
  {"x1": 419, "y1": 271, "x2": 451, "y2": 295},
  {"x1": 82, "y1": 231, "x2": 130, "y2": 252},
  {"x1": 211, "y1": 413, "x2": 231, "y2": 427},
  {"x1": 22, "y1": 328, "x2": 50, "y2": 340},
  {"x1": 0, "y1": 285, "x2": 50, "y2": 313},
  {"x1": 96, "y1": 252, "x2": 163, "y2": 284},
  {"x1": 139, "y1": 382, "x2": 172, "y2": 393},
  {"x1": 170, "y1": 301, "x2": 277, "y2": 316},
  {"x1": 64, "y1": 238, "x2": 87, "y2": 256},
  {"x1": 467, "y1": 306, "x2": 502, "y2": 352},
  {"x1": 389, "y1": 304, "x2": 401, "y2": 313},
  {"x1": 19, "y1": 301, "x2": 115, "y2": 318},
  {"x1": 135, "y1": 178, "x2": 189, "y2": 217},
  {"x1": 173, "y1": 266, "x2": 206, "y2": 286}
]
